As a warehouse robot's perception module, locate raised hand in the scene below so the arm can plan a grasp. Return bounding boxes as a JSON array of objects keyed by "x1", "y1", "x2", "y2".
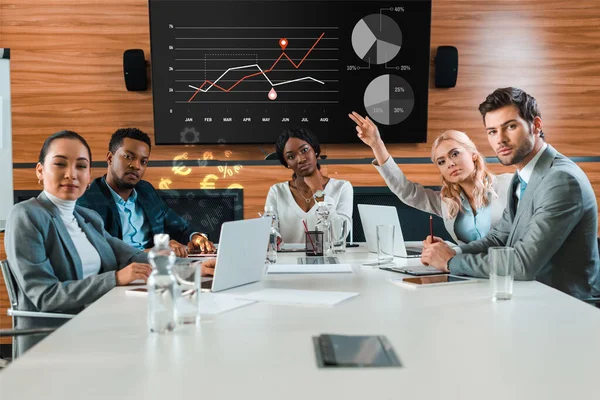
[{"x1": 348, "y1": 111, "x2": 381, "y2": 148}]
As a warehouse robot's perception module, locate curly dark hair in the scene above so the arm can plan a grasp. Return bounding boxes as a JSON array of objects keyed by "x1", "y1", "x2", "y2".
[
  {"x1": 39, "y1": 130, "x2": 92, "y2": 164},
  {"x1": 478, "y1": 87, "x2": 544, "y2": 139},
  {"x1": 109, "y1": 127, "x2": 152, "y2": 154}
]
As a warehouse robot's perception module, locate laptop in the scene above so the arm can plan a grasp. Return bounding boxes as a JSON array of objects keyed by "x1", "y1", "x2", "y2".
[
  {"x1": 357, "y1": 204, "x2": 422, "y2": 258},
  {"x1": 200, "y1": 217, "x2": 271, "y2": 292}
]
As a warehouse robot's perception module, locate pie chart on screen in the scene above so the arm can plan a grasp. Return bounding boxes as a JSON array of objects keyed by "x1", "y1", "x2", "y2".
[
  {"x1": 364, "y1": 75, "x2": 414, "y2": 126},
  {"x1": 351, "y1": 14, "x2": 402, "y2": 64}
]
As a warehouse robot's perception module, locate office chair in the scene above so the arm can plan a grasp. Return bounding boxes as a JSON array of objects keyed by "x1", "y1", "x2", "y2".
[
  {"x1": 0, "y1": 260, "x2": 74, "y2": 361},
  {"x1": 581, "y1": 237, "x2": 600, "y2": 309}
]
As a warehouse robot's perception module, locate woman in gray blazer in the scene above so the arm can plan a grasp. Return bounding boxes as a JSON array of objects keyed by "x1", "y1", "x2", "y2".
[
  {"x1": 349, "y1": 112, "x2": 512, "y2": 245},
  {"x1": 4, "y1": 130, "x2": 152, "y2": 356}
]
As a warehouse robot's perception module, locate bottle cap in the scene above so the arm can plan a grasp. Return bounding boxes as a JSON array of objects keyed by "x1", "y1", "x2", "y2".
[{"x1": 154, "y1": 233, "x2": 170, "y2": 246}]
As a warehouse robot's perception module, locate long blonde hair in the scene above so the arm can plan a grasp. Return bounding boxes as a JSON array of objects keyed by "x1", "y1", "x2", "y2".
[{"x1": 431, "y1": 130, "x2": 496, "y2": 219}]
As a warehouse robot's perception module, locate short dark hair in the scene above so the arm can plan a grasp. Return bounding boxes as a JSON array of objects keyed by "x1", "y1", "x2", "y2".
[
  {"x1": 479, "y1": 87, "x2": 545, "y2": 139},
  {"x1": 275, "y1": 127, "x2": 321, "y2": 168},
  {"x1": 109, "y1": 128, "x2": 152, "y2": 154},
  {"x1": 38, "y1": 130, "x2": 92, "y2": 164}
]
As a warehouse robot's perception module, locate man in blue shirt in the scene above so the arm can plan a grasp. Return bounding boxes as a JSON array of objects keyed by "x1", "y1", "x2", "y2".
[{"x1": 78, "y1": 128, "x2": 215, "y2": 257}]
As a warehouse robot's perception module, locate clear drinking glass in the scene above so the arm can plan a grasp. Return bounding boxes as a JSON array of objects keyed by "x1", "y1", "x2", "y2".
[
  {"x1": 489, "y1": 247, "x2": 515, "y2": 301},
  {"x1": 376, "y1": 224, "x2": 395, "y2": 264},
  {"x1": 330, "y1": 216, "x2": 348, "y2": 254},
  {"x1": 172, "y1": 259, "x2": 206, "y2": 324}
]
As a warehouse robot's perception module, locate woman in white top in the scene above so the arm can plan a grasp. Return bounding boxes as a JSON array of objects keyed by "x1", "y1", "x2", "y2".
[
  {"x1": 349, "y1": 112, "x2": 512, "y2": 245},
  {"x1": 265, "y1": 128, "x2": 353, "y2": 244}
]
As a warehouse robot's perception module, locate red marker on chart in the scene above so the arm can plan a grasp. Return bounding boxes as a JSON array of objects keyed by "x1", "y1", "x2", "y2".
[{"x1": 279, "y1": 38, "x2": 288, "y2": 50}]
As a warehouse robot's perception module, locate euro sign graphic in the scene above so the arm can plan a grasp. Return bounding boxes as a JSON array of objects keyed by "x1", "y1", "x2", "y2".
[
  {"x1": 200, "y1": 174, "x2": 219, "y2": 189},
  {"x1": 158, "y1": 178, "x2": 172, "y2": 190},
  {"x1": 172, "y1": 153, "x2": 192, "y2": 176}
]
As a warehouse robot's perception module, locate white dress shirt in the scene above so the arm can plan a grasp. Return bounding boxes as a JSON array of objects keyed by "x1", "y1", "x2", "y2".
[
  {"x1": 516, "y1": 143, "x2": 548, "y2": 199},
  {"x1": 44, "y1": 191, "x2": 102, "y2": 278}
]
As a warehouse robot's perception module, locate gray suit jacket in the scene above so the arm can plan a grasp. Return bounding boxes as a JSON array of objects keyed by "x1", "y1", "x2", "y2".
[
  {"x1": 449, "y1": 145, "x2": 600, "y2": 299},
  {"x1": 4, "y1": 192, "x2": 148, "y2": 354}
]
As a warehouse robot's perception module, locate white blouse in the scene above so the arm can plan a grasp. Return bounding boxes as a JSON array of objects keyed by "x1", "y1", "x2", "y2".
[
  {"x1": 264, "y1": 178, "x2": 354, "y2": 244},
  {"x1": 44, "y1": 191, "x2": 102, "y2": 278}
]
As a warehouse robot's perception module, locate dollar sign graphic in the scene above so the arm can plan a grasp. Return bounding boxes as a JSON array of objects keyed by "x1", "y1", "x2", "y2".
[
  {"x1": 200, "y1": 174, "x2": 219, "y2": 189},
  {"x1": 158, "y1": 178, "x2": 172, "y2": 190},
  {"x1": 172, "y1": 152, "x2": 192, "y2": 176}
]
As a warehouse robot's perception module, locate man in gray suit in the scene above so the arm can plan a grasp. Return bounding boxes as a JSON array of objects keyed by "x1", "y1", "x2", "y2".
[{"x1": 422, "y1": 87, "x2": 600, "y2": 299}]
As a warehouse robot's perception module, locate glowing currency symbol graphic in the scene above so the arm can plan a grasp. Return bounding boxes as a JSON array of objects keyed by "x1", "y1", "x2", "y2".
[
  {"x1": 200, "y1": 174, "x2": 219, "y2": 189},
  {"x1": 224, "y1": 150, "x2": 232, "y2": 158},
  {"x1": 172, "y1": 152, "x2": 192, "y2": 176},
  {"x1": 158, "y1": 178, "x2": 172, "y2": 190},
  {"x1": 227, "y1": 183, "x2": 244, "y2": 189},
  {"x1": 198, "y1": 151, "x2": 213, "y2": 167}
]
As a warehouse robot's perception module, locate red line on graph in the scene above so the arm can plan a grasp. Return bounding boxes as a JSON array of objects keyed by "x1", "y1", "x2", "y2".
[{"x1": 188, "y1": 32, "x2": 325, "y2": 101}]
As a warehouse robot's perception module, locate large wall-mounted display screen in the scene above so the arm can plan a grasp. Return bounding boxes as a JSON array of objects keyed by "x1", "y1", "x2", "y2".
[{"x1": 149, "y1": 0, "x2": 432, "y2": 144}]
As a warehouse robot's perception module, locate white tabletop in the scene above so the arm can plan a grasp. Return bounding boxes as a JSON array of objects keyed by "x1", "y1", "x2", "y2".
[{"x1": 1, "y1": 244, "x2": 599, "y2": 399}]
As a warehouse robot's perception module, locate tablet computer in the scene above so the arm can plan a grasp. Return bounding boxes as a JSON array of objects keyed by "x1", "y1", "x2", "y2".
[{"x1": 392, "y1": 275, "x2": 477, "y2": 288}]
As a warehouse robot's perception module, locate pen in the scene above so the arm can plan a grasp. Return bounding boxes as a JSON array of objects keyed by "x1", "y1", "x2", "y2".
[
  {"x1": 429, "y1": 215, "x2": 434, "y2": 241},
  {"x1": 302, "y1": 219, "x2": 317, "y2": 253}
]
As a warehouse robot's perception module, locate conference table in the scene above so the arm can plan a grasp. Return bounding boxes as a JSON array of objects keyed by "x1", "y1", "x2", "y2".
[{"x1": 1, "y1": 244, "x2": 599, "y2": 399}]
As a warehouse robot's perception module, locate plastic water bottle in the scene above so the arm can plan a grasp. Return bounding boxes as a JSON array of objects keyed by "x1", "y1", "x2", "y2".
[
  {"x1": 265, "y1": 212, "x2": 278, "y2": 264},
  {"x1": 315, "y1": 202, "x2": 332, "y2": 255},
  {"x1": 147, "y1": 233, "x2": 179, "y2": 333}
]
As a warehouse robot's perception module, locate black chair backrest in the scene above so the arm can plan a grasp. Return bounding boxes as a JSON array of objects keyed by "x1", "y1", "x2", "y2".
[
  {"x1": 13, "y1": 189, "x2": 244, "y2": 244},
  {"x1": 157, "y1": 189, "x2": 243, "y2": 243},
  {"x1": 0, "y1": 260, "x2": 18, "y2": 308},
  {"x1": 352, "y1": 186, "x2": 453, "y2": 243}
]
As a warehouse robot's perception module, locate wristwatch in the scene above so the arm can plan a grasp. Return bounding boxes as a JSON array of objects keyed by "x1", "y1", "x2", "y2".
[{"x1": 313, "y1": 189, "x2": 325, "y2": 201}]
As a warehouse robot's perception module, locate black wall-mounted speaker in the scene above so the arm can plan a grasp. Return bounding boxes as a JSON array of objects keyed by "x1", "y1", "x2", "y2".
[
  {"x1": 123, "y1": 49, "x2": 148, "y2": 91},
  {"x1": 435, "y1": 46, "x2": 458, "y2": 88}
]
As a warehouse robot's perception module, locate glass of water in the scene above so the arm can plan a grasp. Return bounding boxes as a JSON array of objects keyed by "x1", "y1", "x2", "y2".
[
  {"x1": 172, "y1": 259, "x2": 205, "y2": 324},
  {"x1": 488, "y1": 247, "x2": 515, "y2": 301},
  {"x1": 376, "y1": 224, "x2": 395, "y2": 264},
  {"x1": 330, "y1": 216, "x2": 348, "y2": 253}
]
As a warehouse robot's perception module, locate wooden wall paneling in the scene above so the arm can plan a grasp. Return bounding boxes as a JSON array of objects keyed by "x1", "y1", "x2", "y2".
[{"x1": 3, "y1": 0, "x2": 600, "y2": 161}]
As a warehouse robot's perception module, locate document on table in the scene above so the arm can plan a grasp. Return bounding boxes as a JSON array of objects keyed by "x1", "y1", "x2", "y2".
[
  {"x1": 126, "y1": 289, "x2": 255, "y2": 315},
  {"x1": 236, "y1": 288, "x2": 359, "y2": 306},
  {"x1": 267, "y1": 264, "x2": 353, "y2": 274},
  {"x1": 198, "y1": 293, "x2": 256, "y2": 315}
]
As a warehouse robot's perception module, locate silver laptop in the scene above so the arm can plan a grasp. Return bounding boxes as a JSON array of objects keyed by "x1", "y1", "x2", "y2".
[
  {"x1": 201, "y1": 217, "x2": 271, "y2": 292},
  {"x1": 357, "y1": 204, "x2": 421, "y2": 258}
]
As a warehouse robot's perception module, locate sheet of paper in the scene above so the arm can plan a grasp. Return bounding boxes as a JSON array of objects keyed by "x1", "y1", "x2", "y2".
[
  {"x1": 236, "y1": 288, "x2": 359, "y2": 306},
  {"x1": 267, "y1": 264, "x2": 353, "y2": 274},
  {"x1": 198, "y1": 293, "x2": 256, "y2": 315},
  {"x1": 125, "y1": 289, "x2": 255, "y2": 315}
]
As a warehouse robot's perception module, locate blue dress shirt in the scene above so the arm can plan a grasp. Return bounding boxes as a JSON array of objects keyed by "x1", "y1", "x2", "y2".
[
  {"x1": 453, "y1": 194, "x2": 492, "y2": 243},
  {"x1": 106, "y1": 183, "x2": 150, "y2": 250}
]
